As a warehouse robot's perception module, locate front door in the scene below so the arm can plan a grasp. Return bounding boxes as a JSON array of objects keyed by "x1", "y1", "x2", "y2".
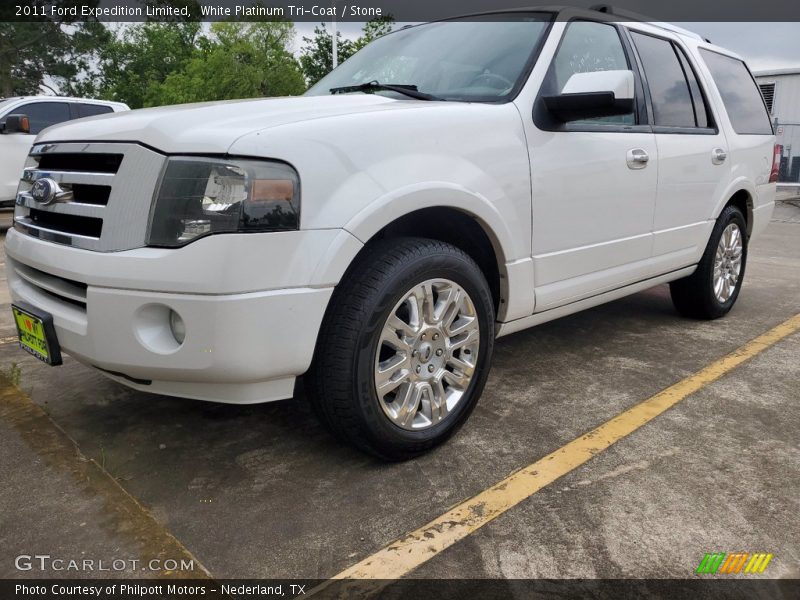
[{"x1": 525, "y1": 20, "x2": 658, "y2": 311}]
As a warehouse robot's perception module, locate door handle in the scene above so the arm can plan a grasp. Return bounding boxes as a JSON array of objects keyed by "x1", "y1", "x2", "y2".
[
  {"x1": 712, "y1": 148, "x2": 727, "y2": 165},
  {"x1": 626, "y1": 148, "x2": 649, "y2": 170}
]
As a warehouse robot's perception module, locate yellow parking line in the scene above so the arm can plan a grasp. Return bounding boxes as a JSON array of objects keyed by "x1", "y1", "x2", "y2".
[{"x1": 325, "y1": 313, "x2": 800, "y2": 585}]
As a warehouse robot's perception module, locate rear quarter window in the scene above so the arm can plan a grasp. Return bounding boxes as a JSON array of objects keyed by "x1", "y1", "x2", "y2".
[
  {"x1": 77, "y1": 103, "x2": 114, "y2": 118},
  {"x1": 699, "y1": 49, "x2": 773, "y2": 135}
]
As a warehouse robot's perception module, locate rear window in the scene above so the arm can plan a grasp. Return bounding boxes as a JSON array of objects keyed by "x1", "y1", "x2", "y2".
[
  {"x1": 699, "y1": 49, "x2": 772, "y2": 135},
  {"x1": 77, "y1": 103, "x2": 114, "y2": 118}
]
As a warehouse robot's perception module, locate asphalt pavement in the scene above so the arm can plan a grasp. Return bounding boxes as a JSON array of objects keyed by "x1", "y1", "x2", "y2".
[{"x1": 1, "y1": 202, "x2": 798, "y2": 584}]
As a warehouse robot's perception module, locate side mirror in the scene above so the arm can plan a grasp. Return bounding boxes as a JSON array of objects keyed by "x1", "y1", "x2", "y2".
[
  {"x1": 543, "y1": 70, "x2": 634, "y2": 122},
  {"x1": 2, "y1": 114, "x2": 31, "y2": 134}
]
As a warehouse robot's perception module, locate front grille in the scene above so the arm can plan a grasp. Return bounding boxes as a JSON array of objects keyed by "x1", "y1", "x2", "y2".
[
  {"x1": 29, "y1": 207, "x2": 103, "y2": 238},
  {"x1": 37, "y1": 152, "x2": 123, "y2": 173},
  {"x1": 13, "y1": 142, "x2": 167, "y2": 251},
  {"x1": 71, "y1": 184, "x2": 111, "y2": 206}
]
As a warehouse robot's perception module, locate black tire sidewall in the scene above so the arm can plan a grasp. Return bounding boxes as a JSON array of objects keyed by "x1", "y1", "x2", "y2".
[
  {"x1": 702, "y1": 207, "x2": 748, "y2": 316},
  {"x1": 352, "y1": 249, "x2": 494, "y2": 456}
]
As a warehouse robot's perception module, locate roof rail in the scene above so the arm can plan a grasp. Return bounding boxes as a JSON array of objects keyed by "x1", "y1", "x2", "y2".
[{"x1": 589, "y1": 4, "x2": 704, "y2": 41}]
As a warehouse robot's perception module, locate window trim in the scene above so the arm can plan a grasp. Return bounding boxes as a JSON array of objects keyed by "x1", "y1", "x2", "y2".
[
  {"x1": 625, "y1": 29, "x2": 719, "y2": 136},
  {"x1": 675, "y1": 44, "x2": 710, "y2": 128},
  {"x1": 68, "y1": 102, "x2": 82, "y2": 120},
  {"x1": 504, "y1": 13, "x2": 558, "y2": 104},
  {"x1": 532, "y1": 18, "x2": 651, "y2": 134}
]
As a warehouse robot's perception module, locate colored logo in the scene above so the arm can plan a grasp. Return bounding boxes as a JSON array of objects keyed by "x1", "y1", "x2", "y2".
[{"x1": 696, "y1": 552, "x2": 773, "y2": 575}]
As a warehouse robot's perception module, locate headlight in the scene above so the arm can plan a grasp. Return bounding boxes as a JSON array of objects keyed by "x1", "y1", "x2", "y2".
[{"x1": 147, "y1": 157, "x2": 300, "y2": 247}]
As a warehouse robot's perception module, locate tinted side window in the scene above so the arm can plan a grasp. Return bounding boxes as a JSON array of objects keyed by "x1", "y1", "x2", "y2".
[
  {"x1": 631, "y1": 32, "x2": 695, "y2": 128},
  {"x1": 546, "y1": 21, "x2": 635, "y2": 125},
  {"x1": 77, "y1": 104, "x2": 114, "y2": 118},
  {"x1": 18, "y1": 102, "x2": 72, "y2": 135},
  {"x1": 699, "y1": 49, "x2": 772, "y2": 135}
]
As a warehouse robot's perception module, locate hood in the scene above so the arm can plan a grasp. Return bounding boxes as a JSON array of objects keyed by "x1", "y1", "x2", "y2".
[{"x1": 36, "y1": 95, "x2": 438, "y2": 154}]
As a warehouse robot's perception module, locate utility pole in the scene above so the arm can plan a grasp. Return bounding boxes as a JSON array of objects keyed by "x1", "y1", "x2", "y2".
[{"x1": 332, "y1": 1, "x2": 338, "y2": 69}]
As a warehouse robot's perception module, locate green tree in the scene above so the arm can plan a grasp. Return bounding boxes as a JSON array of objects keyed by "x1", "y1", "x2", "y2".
[
  {"x1": 92, "y1": 21, "x2": 202, "y2": 108},
  {"x1": 300, "y1": 17, "x2": 395, "y2": 86},
  {"x1": 0, "y1": 1, "x2": 110, "y2": 97},
  {"x1": 299, "y1": 24, "x2": 355, "y2": 87},
  {"x1": 154, "y1": 21, "x2": 305, "y2": 105},
  {"x1": 353, "y1": 16, "x2": 395, "y2": 51}
]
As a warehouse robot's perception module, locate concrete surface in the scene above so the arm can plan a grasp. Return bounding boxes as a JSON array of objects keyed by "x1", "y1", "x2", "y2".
[
  {"x1": 0, "y1": 210, "x2": 12, "y2": 234},
  {"x1": 0, "y1": 204, "x2": 798, "y2": 581},
  {"x1": 776, "y1": 186, "x2": 800, "y2": 203},
  {"x1": 0, "y1": 386, "x2": 207, "y2": 580}
]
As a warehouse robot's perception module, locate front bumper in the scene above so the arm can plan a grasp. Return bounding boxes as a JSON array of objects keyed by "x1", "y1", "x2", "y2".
[{"x1": 5, "y1": 228, "x2": 362, "y2": 403}]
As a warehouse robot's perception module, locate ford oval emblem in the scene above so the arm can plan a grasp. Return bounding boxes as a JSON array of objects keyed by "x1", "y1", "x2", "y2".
[{"x1": 30, "y1": 178, "x2": 58, "y2": 205}]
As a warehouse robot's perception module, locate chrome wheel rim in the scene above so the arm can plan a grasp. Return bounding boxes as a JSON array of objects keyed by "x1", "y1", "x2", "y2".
[
  {"x1": 713, "y1": 223, "x2": 743, "y2": 303},
  {"x1": 374, "y1": 278, "x2": 481, "y2": 431}
]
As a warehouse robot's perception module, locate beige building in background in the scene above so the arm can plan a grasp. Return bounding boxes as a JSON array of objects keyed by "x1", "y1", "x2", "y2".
[{"x1": 755, "y1": 67, "x2": 800, "y2": 184}]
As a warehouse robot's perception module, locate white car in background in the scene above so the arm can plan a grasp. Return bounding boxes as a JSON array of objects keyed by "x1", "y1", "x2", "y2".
[{"x1": 0, "y1": 96, "x2": 129, "y2": 208}]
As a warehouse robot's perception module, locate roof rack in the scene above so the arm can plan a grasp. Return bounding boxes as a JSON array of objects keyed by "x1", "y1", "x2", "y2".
[{"x1": 589, "y1": 4, "x2": 704, "y2": 41}]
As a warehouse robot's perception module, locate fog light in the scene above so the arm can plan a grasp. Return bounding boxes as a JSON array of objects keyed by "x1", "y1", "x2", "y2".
[{"x1": 169, "y1": 310, "x2": 186, "y2": 344}]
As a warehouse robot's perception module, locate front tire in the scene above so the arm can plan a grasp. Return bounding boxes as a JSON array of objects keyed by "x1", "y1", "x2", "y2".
[
  {"x1": 670, "y1": 205, "x2": 747, "y2": 319},
  {"x1": 307, "y1": 237, "x2": 495, "y2": 460}
]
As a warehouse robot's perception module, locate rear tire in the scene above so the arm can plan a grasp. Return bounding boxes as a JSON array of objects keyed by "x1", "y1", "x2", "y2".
[
  {"x1": 307, "y1": 237, "x2": 495, "y2": 460},
  {"x1": 670, "y1": 205, "x2": 747, "y2": 320}
]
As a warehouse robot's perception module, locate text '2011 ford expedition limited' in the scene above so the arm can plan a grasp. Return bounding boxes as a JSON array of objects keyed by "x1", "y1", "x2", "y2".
[{"x1": 6, "y1": 9, "x2": 777, "y2": 459}]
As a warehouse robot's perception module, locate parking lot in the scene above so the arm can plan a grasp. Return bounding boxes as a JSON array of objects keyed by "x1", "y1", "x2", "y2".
[{"x1": 1, "y1": 201, "x2": 798, "y2": 585}]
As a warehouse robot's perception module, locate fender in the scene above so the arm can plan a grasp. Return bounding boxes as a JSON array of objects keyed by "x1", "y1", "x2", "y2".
[
  {"x1": 340, "y1": 183, "x2": 537, "y2": 322},
  {"x1": 342, "y1": 182, "x2": 518, "y2": 262}
]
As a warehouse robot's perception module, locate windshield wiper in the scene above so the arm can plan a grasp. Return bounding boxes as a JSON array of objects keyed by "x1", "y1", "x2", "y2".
[{"x1": 329, "y1": 81, "x2": 441, "y2": 101}]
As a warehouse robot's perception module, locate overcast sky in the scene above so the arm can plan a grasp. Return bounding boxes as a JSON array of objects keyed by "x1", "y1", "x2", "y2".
[
  {"x1": 683, "y1": 22, "x2": 800, "y2": 71},
  {"x1": 293, "y1": 21, "x2": 800, "y2": 73}
]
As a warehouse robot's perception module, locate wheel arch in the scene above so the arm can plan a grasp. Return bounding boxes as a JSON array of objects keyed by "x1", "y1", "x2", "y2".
[
  {"x1": 341, "y1": 186, "x2": 520, "y2": 321},
  {"x1": 714, "y1": 180, "x2": 755, "y2": 237}
]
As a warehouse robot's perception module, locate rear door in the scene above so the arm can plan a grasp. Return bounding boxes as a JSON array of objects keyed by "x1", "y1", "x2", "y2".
[
  {"x1": 628, "y1": 31, "x2": 731, "y2": 271},
  {"x1": 697, "y1": 49, "x2": 775, "y2": 238}
]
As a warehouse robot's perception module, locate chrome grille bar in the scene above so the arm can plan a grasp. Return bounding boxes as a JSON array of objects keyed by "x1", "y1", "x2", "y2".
[
  {"x1": 22, "y1": 168, "x2": 115, "y2": 186},
  {"x1": 13, "y1": 142, "x2": 167, "y2": 252},
  {"x1": 16, "y1": 192, "x2": 105, "y2": 218}
]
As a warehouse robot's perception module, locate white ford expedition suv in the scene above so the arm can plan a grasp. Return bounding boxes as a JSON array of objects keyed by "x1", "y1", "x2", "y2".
[{"x1": 5, "y1": 9, "x2": 777, "y2": 459}]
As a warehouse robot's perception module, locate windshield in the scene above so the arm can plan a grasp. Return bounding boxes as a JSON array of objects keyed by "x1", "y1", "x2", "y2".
[{"x1": 307, "y1": 14, "x2": 552, "y2": 102}]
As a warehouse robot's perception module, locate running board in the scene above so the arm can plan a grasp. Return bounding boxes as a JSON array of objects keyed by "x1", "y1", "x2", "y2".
[{"x1": 496, "y1": 266, "x2": 696, "y2": 338}]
